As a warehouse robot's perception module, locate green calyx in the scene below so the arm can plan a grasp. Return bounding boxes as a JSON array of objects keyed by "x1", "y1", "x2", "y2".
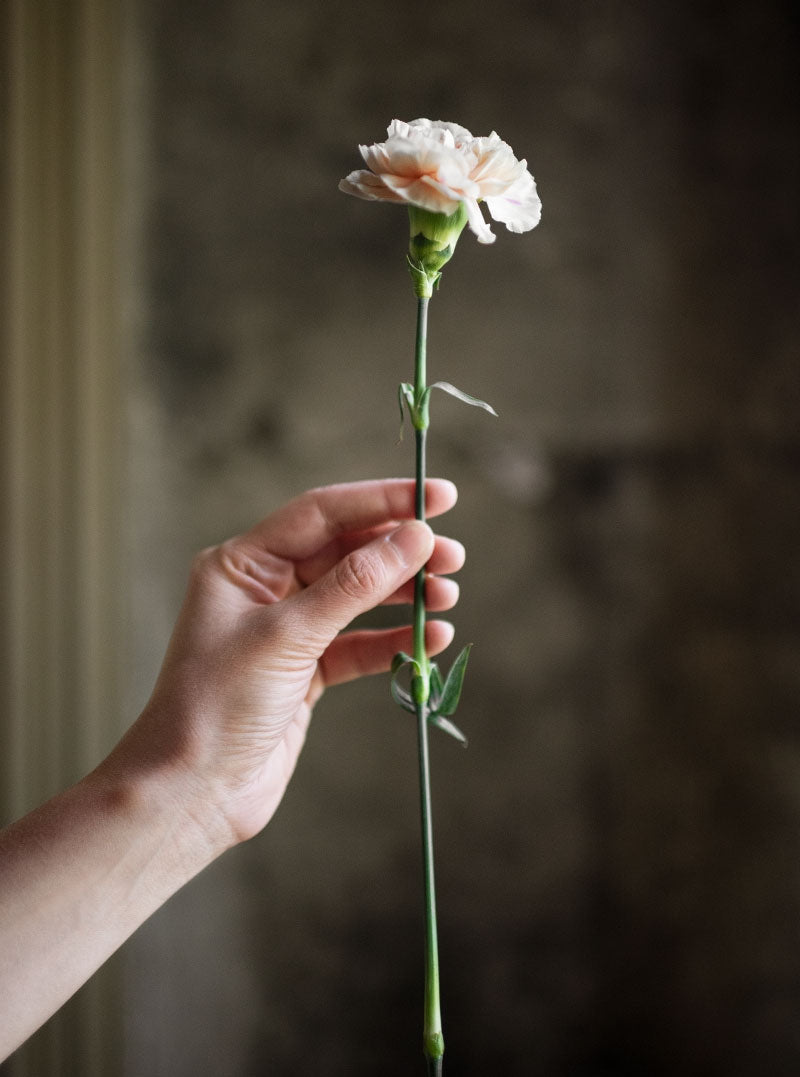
[{"x1": 407, "y1": 202, "x2": 469, "y2": 298}]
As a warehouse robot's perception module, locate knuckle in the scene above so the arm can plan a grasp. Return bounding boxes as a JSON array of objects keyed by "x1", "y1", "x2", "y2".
[
  {"x1": 216, "y1": 539, "x2": 252, "y2": 578},
  {"x1": 188, "y1": 545, "x2": 218, "y2": 583},
  {"x1": 335, "y1": 549, "x2": 386, "y2": 599},
  {"x1": 187, "y1": 540, "x2": 287, "y2": 605},
  {"x1": 215, "y1": 540, "x2": 286, "y2": 603}
]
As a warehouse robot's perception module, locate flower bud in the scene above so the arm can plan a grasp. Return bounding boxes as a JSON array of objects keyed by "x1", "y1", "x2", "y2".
[{"x1": 407, "y1": 203, "x2": 469, "y2": 297}]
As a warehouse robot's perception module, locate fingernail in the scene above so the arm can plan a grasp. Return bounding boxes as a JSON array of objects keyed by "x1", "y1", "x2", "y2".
[{"x1": 388, "y1": 520, "x2": 434, "y2": 564}]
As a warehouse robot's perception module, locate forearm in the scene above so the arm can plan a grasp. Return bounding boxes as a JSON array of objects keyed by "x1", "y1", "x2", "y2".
[{"x1": 0, "y1": 751, "x2": 221, "y2": 1061}]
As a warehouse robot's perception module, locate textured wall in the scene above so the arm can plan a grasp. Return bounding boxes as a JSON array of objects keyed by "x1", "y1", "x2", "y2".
[{"x1": 123, "y1": 1, "x2": 800, "y2": 1074}]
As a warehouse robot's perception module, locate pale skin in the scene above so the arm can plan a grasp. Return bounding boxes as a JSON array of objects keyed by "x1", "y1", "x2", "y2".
[{"x1": 0, "y1": 478, "x2": 464, "y2": 1061}]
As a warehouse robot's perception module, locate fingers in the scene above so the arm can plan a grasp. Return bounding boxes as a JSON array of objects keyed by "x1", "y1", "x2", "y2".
[
  {"x1": 245, "y1": 478, "x2": 457, "y2": 561},
  {"x1": 385, "y1": 574, "x2": 459, "y2": 611},
  {"x1": 317, "y1": 620, "x2": 456, "y2": 691},
  {"x1": 288, "y1": 520, "x2": 435, "y2": 649},
  {"x1": 296, "y1": 532, "x2": 465, "y2": 589},
  {"x1": 383, "y1": 535, "x2": 464, "y2": 610}
]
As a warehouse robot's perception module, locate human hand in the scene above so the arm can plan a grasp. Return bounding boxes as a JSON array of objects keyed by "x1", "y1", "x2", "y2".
[{"x1": 113, "y1": 479, "x2": 463, "y2": 852}]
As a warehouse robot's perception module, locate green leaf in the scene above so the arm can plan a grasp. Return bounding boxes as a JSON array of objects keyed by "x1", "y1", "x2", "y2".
[
  {"x1": 429, "y1": 662, "x2": 444, "y2": 703},
  {"x1": 428, "y1": 710, "x2": 468, "y2": 747},
  {"x1": 390, "y1": 674, "x2": 416, "y2": 714},
  {"x1": 429, "y1": 381, "x2": 498, "y2": 417},
  {"x1": 397, "y1": 383, "x2": 415, "y2": 439},
  {"x1": 391, "y1": 651, "x2": 416, "y2": 675},
  {"x1": 436, "y1": 643, "x2": 472, "y2": 717},
  {"x1": 390, "y1": 652, "x2": 422, "y2": 713}
]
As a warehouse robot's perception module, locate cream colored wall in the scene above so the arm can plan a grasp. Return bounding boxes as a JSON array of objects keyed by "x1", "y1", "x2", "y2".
[{"x1": 1, "y1": 1, "x2": 125, "y2": 1073}]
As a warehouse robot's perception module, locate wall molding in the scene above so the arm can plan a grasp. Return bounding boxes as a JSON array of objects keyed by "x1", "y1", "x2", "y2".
[{"x1": 1, "y1": 1, "x2": 124, "y2": 1073}]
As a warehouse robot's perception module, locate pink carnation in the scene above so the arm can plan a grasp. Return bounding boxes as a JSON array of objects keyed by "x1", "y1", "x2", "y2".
[{"x1": 339, "y1": 118, "x2": 541, "y2": 244}]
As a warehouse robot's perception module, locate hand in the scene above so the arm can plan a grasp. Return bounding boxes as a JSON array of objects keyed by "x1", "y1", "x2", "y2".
[{"x1": 113, "y1": 478, "x2": 463, "y2": 850}]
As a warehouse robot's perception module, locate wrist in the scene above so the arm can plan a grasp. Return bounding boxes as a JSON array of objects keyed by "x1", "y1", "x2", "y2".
[{"x1": 98, "y1": 704, "x2": 238, "y2": 878}]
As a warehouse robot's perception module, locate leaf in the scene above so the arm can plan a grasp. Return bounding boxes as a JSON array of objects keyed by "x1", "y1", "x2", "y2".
[
  {"x1": 429, "y1": 662, "x2": 444, "y2": 703},
  {"x1": 397, "y1": 383, "x2": 415, "y2": 440},
  {"x1": 436, "y1": 643, "x2": 472, "y2": 717},
  {"x1": 390, "y1": 674, "x2": 417, "y2": 714},
  {"x1": 390, "y1": 652, "x2": 421, "y2": 713},
  {"x1": 429, "y1": 382, "x2": 498, "y2": 417},
  {"x1": 391, "y1": 651, "x2": 417, "y2": 676},
  {"x1": 428, "y1": 710, "x2": 468, "y2": 747}
]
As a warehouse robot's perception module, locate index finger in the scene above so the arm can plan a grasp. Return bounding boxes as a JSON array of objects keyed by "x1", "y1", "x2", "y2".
[{"x1": 245, "y1": 478, "x2": 458, "y2": 561}]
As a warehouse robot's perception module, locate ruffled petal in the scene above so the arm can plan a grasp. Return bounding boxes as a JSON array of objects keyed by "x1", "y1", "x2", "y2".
[
  {"x1": 469, "y1": 137, "x2": 528, "y2": 198},
  {"x1": 485, "y1": 170, "x2": 542, "y2": 233},
  {"x1": 463, "y1": 198, "x2": 496, "y2": 244},
  {"x1": 381, "y1": 173, "x2": 464, "y2": 215},
  {"x1": 380, "y1": 137, "x2": 456, "y2": 179},
  {"x1": 338, "y1": 170, "x2": 407, "y2": 203},
  {"x1": 401, "y1": 118, "x2": 475, "y2": 148}
]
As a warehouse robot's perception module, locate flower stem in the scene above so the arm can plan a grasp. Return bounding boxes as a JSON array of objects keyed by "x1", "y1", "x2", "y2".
[{"x1": 412, "y1": 296, "x2": 444, "y2": 1072}]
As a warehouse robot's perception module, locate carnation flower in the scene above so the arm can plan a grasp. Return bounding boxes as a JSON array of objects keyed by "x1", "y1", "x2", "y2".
[{"x1": 339, "y1": 117, "x2": 541, "y2": 245}]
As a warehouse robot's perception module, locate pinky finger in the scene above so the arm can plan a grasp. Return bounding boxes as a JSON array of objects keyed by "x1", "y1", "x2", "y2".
[{"x1": 318, "y1": 620, "x2": 455, "y2": 689}]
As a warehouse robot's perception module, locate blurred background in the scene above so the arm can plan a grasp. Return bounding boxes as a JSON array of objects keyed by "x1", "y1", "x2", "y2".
[{"x1": 2, "y1": 0, "x2": 799, "y2": 1074}]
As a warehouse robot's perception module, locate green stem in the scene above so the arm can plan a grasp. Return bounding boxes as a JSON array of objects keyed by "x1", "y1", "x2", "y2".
[
  {"x1": 412, "y1": 296, "x2": 444, "y2": 1071},
  {"x1": 413, "y1": 429, "x2": 428, "y2": 674}
]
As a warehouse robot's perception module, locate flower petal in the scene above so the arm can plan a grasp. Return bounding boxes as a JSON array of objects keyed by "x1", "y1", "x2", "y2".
[
  {"x1": 379, "y1": 137, "x2": 458, "y2": 180},
  {"x1": 463, "y1": 197, "x2": 496, "y2": 244},
  {"x1": 469, "y1": 136, "x2": 527, "y2": 196},
  {"x1": 338, "y1": 169, "x2": 407, "y2": 203},
  {"x1": 381, "y1": 173, "x2": 464, "y2": 215},
  {"x1": 388, "y1": 118, "x2": 475, "y2": 145},
  {"x1": 485, "y1": 170, "x2": 542, "y2": 233}
]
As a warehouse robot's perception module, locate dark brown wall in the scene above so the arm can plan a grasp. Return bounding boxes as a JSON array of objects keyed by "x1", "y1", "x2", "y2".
[{"x1": 123, "y1": 2, "x2": 800, "y2": 1074}]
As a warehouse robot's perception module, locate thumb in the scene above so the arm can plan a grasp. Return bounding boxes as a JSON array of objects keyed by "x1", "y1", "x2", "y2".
[{"x1": 290, "y1": 520, "x2": 434, "y2": 650}]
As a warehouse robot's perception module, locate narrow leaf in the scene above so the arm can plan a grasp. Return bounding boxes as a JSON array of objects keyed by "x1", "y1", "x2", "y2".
[
  {"x1": 430, "y1": 381, "x2": 498, "y2": 417},
  {"x1": 390, "y1": 672, "x2": 417, "y2": 714},
  {"x1": 429, "y1": 710, "x2": 468, "y2": 747},
  {"x1": 437, "y1": 643, "x2": 472, "y2": 717},
  {"x1": 429, "y1": 662, "x2": 444, "y2": 704},
  {"x1": 391, "y1": 651, "x2": 417, "y2": 676},
  {"x1": 397, "y1": 383, "x2": 416, "y2": 440}
]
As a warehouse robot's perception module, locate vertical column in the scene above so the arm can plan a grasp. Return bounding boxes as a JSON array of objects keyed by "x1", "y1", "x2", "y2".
[{"x1": 0, "y1": 1, "x2": 124, "y2": 1074}]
